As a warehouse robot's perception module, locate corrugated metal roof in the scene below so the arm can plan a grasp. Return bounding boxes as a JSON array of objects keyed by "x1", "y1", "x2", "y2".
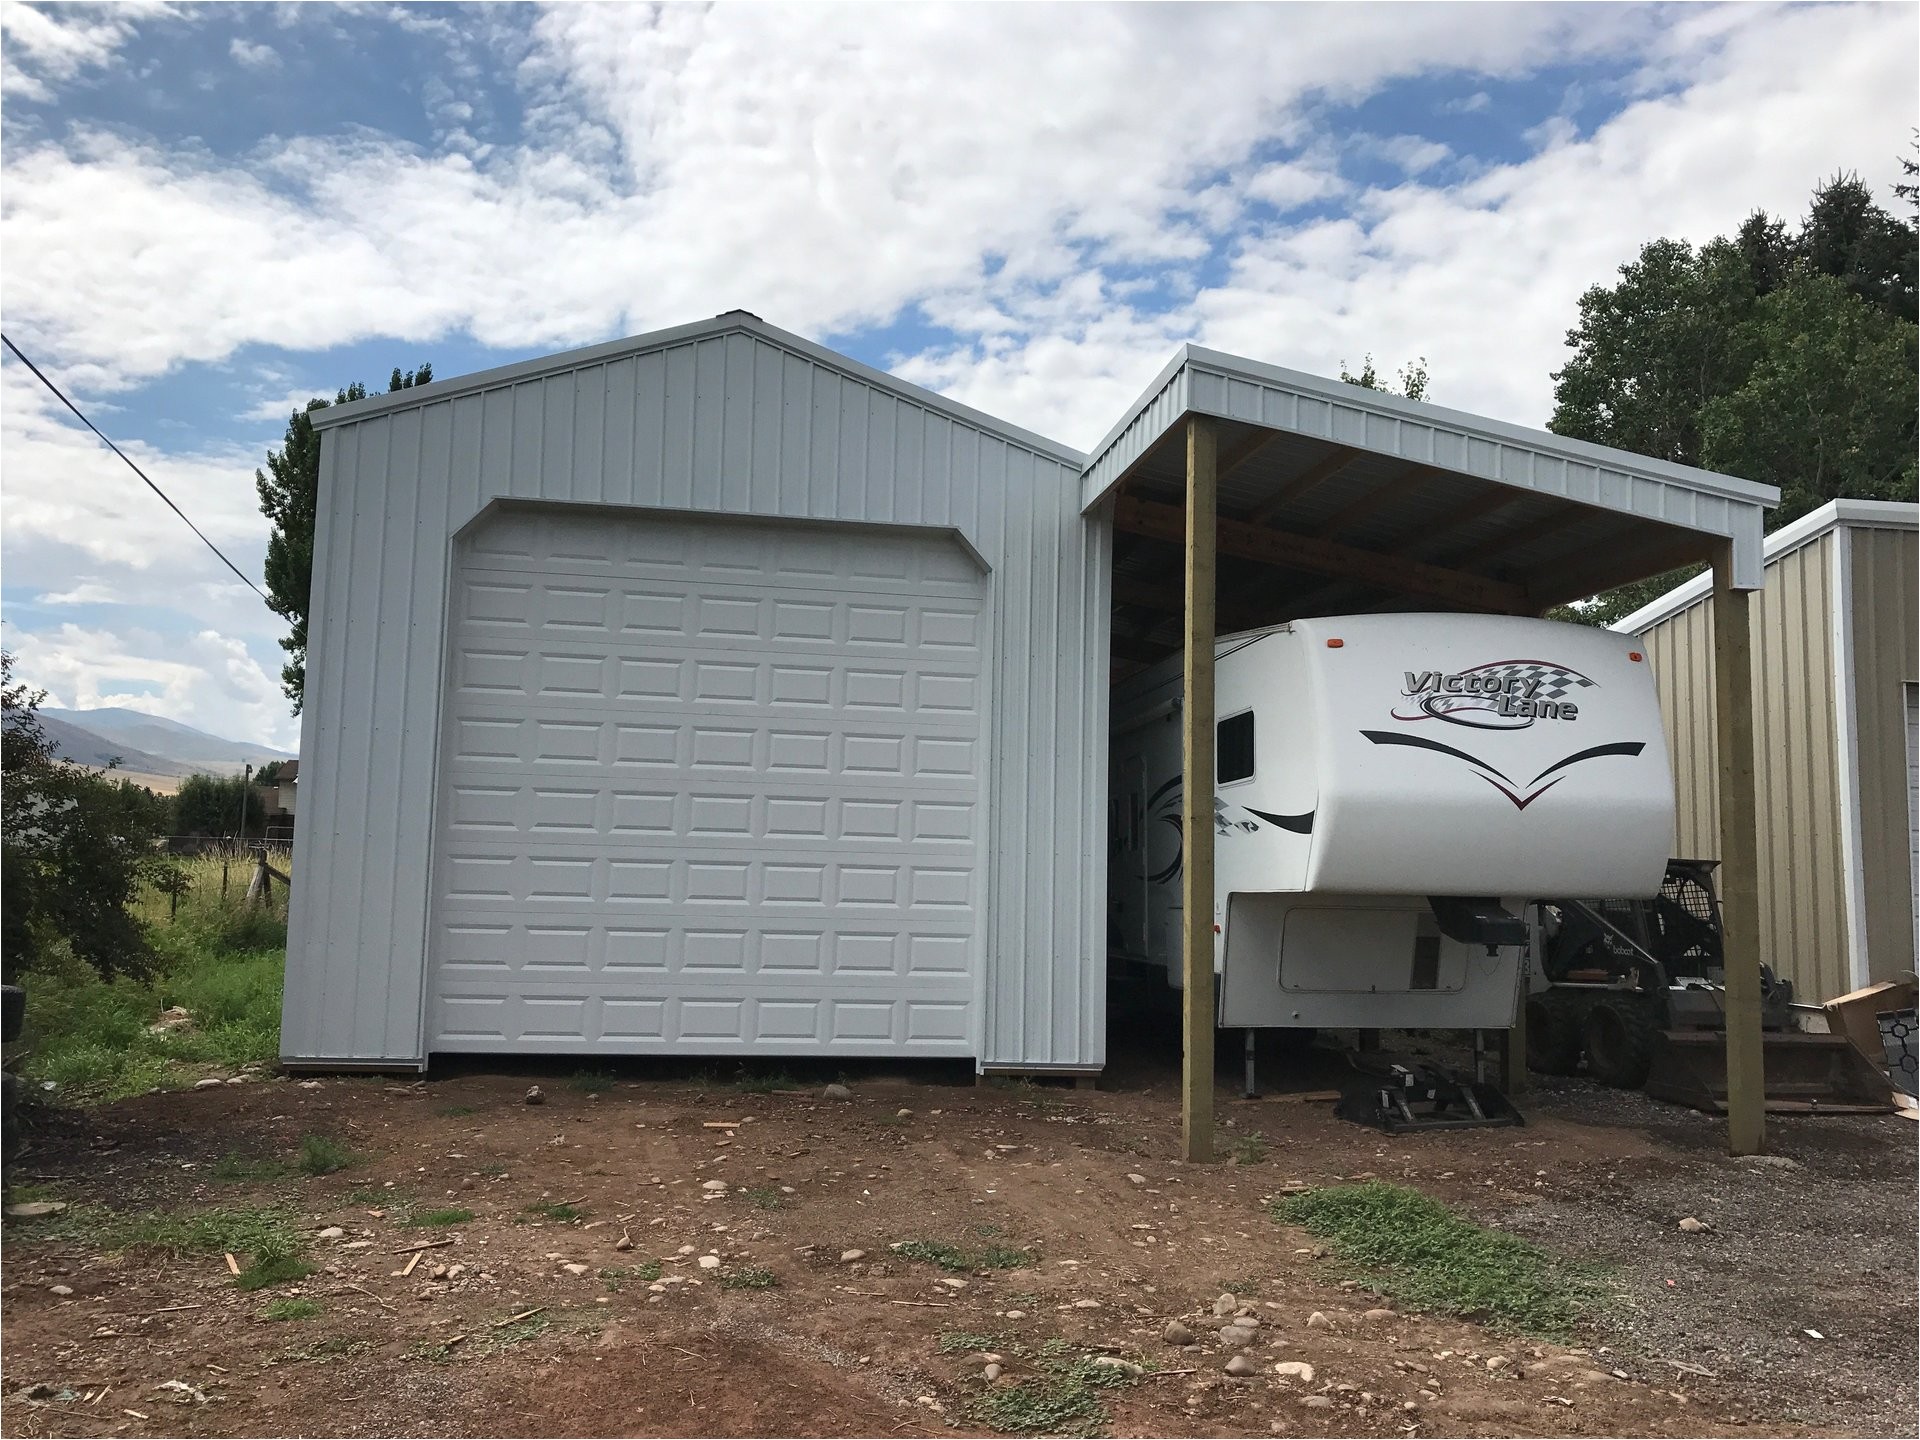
[{"x1": 1083, "y1": 345, "x2": 1779, "y2": 602}]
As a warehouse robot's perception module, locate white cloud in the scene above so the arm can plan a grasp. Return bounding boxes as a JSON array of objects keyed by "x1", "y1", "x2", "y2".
[
  {"x1": 1, "y1": 1, "x2": 1914, "y2": 749},
  {"x1": 1442, "y1": 90, "x2": 1493, "y2": 114},
  {"x1": 7, "y1": 622, "x2": 295, "y2": 750},
  {"x1": 228, "y1": 36, "x2": 280, "y2": 71},
  {"x1": 0, "y1": 1, "x2": 175, "y2": 101}
]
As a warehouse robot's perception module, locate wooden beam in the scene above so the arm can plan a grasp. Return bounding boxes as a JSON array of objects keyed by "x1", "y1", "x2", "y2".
[
  {"x1": 1218, "y1": 427, "x2": 1281, "y2": 481},
  {"x1": 1182, "y1": 415, "x2": 1218, "y2": 1166},
  {"x1": 1114, "y1": 494, "x2": 1527, "y2": 613},
  {"x1": 1248, "y1": 444, "x2": 1362, "y2": 524},
  {"x1": 1308, "y1": 463, "x2": 1440, "y2": 540},
  {"x1": 1386, "y1": 486, "x2": 1526, "y2": 556},
  {"x1": 1712, "y1": 543, "x2": 1766, "y2": 1156},
  {"x1": 1433, "y1": 499, "x2": 1589, "y2": 567}
]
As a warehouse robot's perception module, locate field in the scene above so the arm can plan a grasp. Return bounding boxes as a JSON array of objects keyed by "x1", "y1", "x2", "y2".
[
  {"x1": 11, "y1": 849, "x2": 291, "y2": 1102},
  {"x1": 2, "y1": 1032, "x2": 1913, "y2": 1439}
]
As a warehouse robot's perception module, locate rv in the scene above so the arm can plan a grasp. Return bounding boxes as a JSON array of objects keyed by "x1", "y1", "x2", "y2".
[{"x1": 1108, "y1": 613, "x2": 1674, "y2": 1034}]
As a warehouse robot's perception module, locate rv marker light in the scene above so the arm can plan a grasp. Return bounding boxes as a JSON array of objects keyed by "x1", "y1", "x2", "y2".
[
  {"x1": 1326, "y1": 638, "x2": 1344, "y2": 648},
  {"x1": 1628, "y1": 651, "x2": 1644, "y2": 662}
]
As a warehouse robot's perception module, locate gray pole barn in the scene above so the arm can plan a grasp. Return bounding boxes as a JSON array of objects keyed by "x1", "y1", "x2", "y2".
[{"x1": 281, "y1": 313, "x2": 1776, "y2": 1125}]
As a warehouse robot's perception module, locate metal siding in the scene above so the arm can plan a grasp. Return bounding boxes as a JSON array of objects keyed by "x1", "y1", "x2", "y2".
[
  {"x1": 288, "y1": 332, "x2": 1106, "y2": 1067},
  {"x1": 1849, "y1": 526, "x2": 1920, "y2": 980},
  {"x1": 1635, "y1": 535, "x2": 1851, "y2": 1003}
]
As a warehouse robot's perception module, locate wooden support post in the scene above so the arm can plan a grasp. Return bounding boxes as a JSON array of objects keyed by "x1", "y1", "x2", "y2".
[
  {"x1": 1182, "y1": 414, "x2": 1219, "y2": 1165},
  {"x1": 1712, "y1": 544, "x2": 1765, "y2": 1155},
  {"x1": 1505, "y1": 966, "x2": 1529, "y2": 1094}
]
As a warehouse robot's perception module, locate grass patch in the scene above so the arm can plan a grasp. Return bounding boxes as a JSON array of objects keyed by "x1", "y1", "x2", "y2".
[
  {"x1": 727, "y1": 1067, "x2": 794, "y2": 1094},
  {"x1": 406, "y1": 1207, "x2": 474, "y2": 1228},
  {"x1": 1229, "y1": 1131, "x2": 1269, "y2": 1165},
  {"x1": 938, "y1": 1330, "x2": 1008, "y2": 1354},
  {"x1": 18, "y1": 1202, "x2": 317, "y2": 1290},
  {"x1": 234, "y1": 1249, "x2": 315, "y2": 1290},
  {"x1": 1272, "y1": 1181, "x2": 1605, "y2": 1338},
  {"x1": 296, "y1": 1135, "x2": 355, "y2": 1176},
  {"x1": 737, "y1": 1186, "x2": 786, "y2": 1210},
  {"x1": 720, "y1": 1265, "x2": 778, "y2": 1290},
  {"x1": 598, "y1": 1262, "x2": 661, "y2": 1291},
  {"x1": 261, "y1": 1298, "x2": 320, "y2": 1321},
  {"x1": 12, "y1": 859, "x2": 290, "y2": 1105},
  {"x1": 523, "y1": 1201, "x2": 582, "y2": 1222},
  {"x1": 966, "y1": 1349, "x2": 1145, "y2": 1436},
  {"x1": 406, "y1": 1339, "x2": 463, "y2": 1364},
  {"x1": 893, "y1": 1238, "x2": 1037, "y2": 1273},
  {"x1": 212, "y1": 1152, "x2": 294, "y2": 1183},
  {"x1": 566, "y1": 1069, "x2": 616, "y2": 1093},
  {"x1": 438, "y1": 1105, "x2": 476, "y2": 1118}
]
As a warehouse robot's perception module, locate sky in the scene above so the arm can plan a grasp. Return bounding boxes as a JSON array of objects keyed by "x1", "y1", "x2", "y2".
[{"x1": 1, "y1": 1, "x2": 1914, "y2": 752}]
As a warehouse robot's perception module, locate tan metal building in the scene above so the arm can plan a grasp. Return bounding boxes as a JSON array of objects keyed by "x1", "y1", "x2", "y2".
[{"x1": 1617, "y1": 500, "x2": 1919, "y2": 1004}]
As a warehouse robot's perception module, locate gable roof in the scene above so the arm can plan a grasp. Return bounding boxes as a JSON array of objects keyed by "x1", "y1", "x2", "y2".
[{"x1": 308, "y1": 311, "x2": 1087, "y2": 467}]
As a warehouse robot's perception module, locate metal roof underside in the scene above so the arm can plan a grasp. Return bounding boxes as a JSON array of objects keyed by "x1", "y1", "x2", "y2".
[{"x1": 1083, "y1": 346, "x2": 1779, "y2": 670}]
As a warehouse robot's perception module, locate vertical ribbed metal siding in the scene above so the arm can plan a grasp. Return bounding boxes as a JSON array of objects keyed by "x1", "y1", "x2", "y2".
[
  {"x1": 1636, "y1": 534, "x2": 1850, "y2": 1003},
  {"x1": 282, "y1": 330, "x2": 1110, "y2": 1067},
  {"x1": 1849, "y1": 525, "x2": 1919, "y2": 981}
]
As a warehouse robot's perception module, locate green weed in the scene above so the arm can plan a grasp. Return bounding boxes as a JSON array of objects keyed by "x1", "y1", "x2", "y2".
[
  {"x1": 737, "y1": 1186, "x2": 786, "y2": 1210},
  {"x1": 261, "y1": 1298, "x2": 320, "y2": 1321},
  {"x1": 273, "y1": 1336, "x2": 370, "y2": 1365},
  {"x1": 566, "y1": 1069, "x2": 616, "y2": 1093},
  {"x1": 893, "y1": 1238, "x2": 1036, "y2": 1272},
  {"x1": 727, "y1": 1068, "x2": 794, "y2": 1094},
  {"x1": 406, "y1": 1208, "x2": 474, "y2": 1228},
  {"x1": 938, "y1": 1331, "x2": 1009, "y2": 1354},
  {"x1": 1272, "y1": 1182, "x2": 1606, "y2": 1338},
  {"x1": 968, "y1": 1351, "x2": 1143, "y2": 1436},
  {"x1": 438, "y1": 1105, "x2": 476, "y2": 1118},
  {"x1": 720, "y1": 1265, "x2": 778, "y2": 1290},
  {"x1": 523, "y1": 1201, "x2": 582, "y2": 1222},
  {"x1": 1230, "y1": 1131, "x2": 1269, "y2": 1165},
  {"x1": 295, "y1": 1135, "x2": 354, "y2": 1176},
  {"x1": 598, "y1": 1262, "x2": 661, "y2": 1291},
  {"x1": 492, "y1": 1314, "x2": 549, "y2": 1346},
  {"x1": 213, "y1": 1152, "x2": 294, "y2": 1183}
]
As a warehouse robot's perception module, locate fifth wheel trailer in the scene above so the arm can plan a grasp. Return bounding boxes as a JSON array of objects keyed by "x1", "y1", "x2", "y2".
[{"x1": 1108, "y1": 613, "x2": 1675, "y2": 1032}]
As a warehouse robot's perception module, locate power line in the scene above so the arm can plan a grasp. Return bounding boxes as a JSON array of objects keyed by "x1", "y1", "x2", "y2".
[{"x1": 1, "y1": 332, "x2": 272, "y2": 608}]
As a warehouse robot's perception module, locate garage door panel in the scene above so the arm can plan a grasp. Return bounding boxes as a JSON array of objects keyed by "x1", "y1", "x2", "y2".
[{"x1": 431, "y1": 509, "x2": 985, "y2": 1055}]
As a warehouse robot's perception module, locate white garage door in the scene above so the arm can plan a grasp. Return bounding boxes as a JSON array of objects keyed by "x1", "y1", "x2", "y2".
[{"x1": 428, "y1": 507, "x2": 987, "y2": 1055}]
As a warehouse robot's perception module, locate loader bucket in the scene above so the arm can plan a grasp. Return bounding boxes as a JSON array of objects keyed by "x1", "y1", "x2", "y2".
[{"x1": 1643, "y1": 1030, "x2": 1897, "y2": 1114}]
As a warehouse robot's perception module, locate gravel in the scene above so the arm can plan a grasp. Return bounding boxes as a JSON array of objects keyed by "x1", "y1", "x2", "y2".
[{"x1": 1491, "y1": 1077, "x2": 1916, "y2": 1435}]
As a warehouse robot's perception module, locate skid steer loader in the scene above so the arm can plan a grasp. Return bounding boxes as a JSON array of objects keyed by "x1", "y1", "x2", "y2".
[{"x1": 1527, "y1": 860, "x2": 1896, "y2": 1114}]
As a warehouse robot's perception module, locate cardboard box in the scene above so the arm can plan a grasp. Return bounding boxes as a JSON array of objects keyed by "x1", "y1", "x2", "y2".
[{"x1": 1823, "y1": 980, "x2": 1919, "y2": 1063}]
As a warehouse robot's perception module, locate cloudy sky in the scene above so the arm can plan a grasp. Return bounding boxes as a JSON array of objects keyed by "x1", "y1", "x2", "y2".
[{"x1": 2, "y1": 1, "x2": 1913, "y2": 751}]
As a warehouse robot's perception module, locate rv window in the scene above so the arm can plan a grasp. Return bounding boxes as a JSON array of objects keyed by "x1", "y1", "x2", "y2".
[{"x1": 1217, "y1": 711, "x2": 1254, "y2": 784}]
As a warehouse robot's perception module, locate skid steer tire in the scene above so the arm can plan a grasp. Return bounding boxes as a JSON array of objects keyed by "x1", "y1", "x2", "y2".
[
  {"x1": 1582, "y1": 998, "x2": 1659, "y2": 1089},
  {"x1": 1526, "y1": 997, "x2": 1583, "y2": 1076}
]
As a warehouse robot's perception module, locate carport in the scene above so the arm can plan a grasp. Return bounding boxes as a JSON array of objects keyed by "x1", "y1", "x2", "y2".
[{"x1": 1080, "y1": 346, "x2": 1779, "y2": 1160}]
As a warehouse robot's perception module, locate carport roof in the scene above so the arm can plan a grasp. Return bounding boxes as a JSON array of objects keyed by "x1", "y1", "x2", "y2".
[{"x1": 1082, "y1": 345, "x2": 1779, "y2": 664}]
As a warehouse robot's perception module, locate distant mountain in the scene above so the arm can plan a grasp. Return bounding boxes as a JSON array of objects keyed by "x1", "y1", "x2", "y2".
[
  {"x1": 40, "y1": 707, "x2": 293, "y2": 777},
  {"x1": 38, "y1": 712, "x2": 184, "y2": 776}
]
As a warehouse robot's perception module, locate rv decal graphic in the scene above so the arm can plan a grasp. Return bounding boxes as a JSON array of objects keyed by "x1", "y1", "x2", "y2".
[
  {"x1": 1142, "y1": 780, "x2": 1313, "y2": 884},
  {"x1": 1360, "y1": 730, "x2": 1645, "y2": 811},
  {"x1": 1394, "y1": 658, "x2": 1596, "y2": 729}
]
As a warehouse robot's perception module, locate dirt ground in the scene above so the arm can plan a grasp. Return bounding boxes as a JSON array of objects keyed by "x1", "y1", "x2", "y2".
[{"x1": 3, "y1": 1038, "x2": 1914, "y2": 1440}]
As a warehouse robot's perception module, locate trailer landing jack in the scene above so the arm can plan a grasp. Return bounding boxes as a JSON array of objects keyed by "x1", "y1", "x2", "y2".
[{"x1": 1334, "y1": 1053, "x2": 1525, "y2": 1134}]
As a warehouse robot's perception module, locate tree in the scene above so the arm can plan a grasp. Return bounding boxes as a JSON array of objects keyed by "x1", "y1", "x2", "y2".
[
  {"x1": 1700, "y1": 270, "x2": 1918, "y2": 523},
  {"x1": 1548, "y1": 169, "x2": 1918, "y2": 624},
  {"x1": 1895, "y1": 131, "x2": 1918, "y2": 217},
  {"x1": 1340, "y1": 353, "x2": 1430, "y2": 401},
  {"x1": 173, "y1": 772, "x2": 271, "y2": 840},
  {"x1": 258, "y1": 363, "x2": 432, "y2": 712},
  {"x1": 1, "y1": 653, "x2": 181, "y2": 983}
]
